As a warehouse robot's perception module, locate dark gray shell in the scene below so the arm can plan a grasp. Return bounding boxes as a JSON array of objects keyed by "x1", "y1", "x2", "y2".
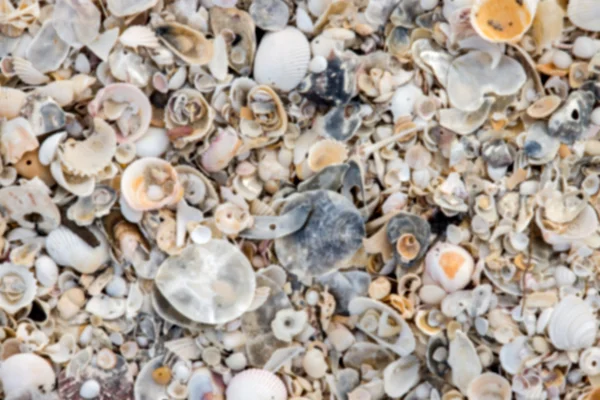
[
  {"x1": 426, "y1": 334, "x2": 450, "y2": 377},
  {"x1": 241, "y1": 275, "x2": 291, "y2": 367},
  {"x1": 315, "y1": 102, "x2": 363, "y2": 141},
  {"x1": 386, "y1": 212, "x2": 431, "y2": 269},
  {"x1": 297, "y1": 53, "x2": 358, "y2": 106},
  {"x1": 548, "y1": 90, "x2": 595, "y2": 144},
  {"x1": 275, "y1": 190, "x2": 366, "y2": 278},
  {"x1": 390, "y1": 0, "x2": 423, "y2": 28},
  {"x1": 317, "y1": 270, "x2": 370, "y2": 315},
  {"x1": 58, "y1": 354, "x2": 133, "y2": 399}
]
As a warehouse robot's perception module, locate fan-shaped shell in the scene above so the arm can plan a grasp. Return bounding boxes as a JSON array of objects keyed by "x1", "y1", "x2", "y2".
[
  {"x1": 121, "y1": 157, "x2": 183, "y2": 211},
  {"x1": 119, "y1": 26, "x2": 159, "y2": 49},
  {"x1": 548, "y1": 295, "x2": 598, "y2": 350},
  {"x1": 0, "y1": 264, "x2": 36, "y2": 314},
  {"x1": 156, "y1": 22, "x2": 213, "y2": 65},
  {"x1": 155, "y1": 240, "x2": 256, "y2": 324},
  {"x1": 275, "y1": 190, "x2": 365, "y2": 278},
  {"x1": 568, "y1": 0, "x2": 600, "y2": 32},
  {"x1": 226, "y1": 369, "x2": 287, "y2": 400},
  {"x1": 470, "y1": 0, "x2": 538, "y2": 43},
  {"x1": 254, "y1": 27, "x2": 310, "y2": 91}
]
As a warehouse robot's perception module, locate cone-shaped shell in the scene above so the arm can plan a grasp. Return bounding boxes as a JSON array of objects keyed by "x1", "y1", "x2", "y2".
[
  {"x1": 121, "y1": 157, "x2": 183, "y2": 211},
  {"x1": 156, "y1": 22, "x2": 213, "y2": 65},
  {"x1": 471, "y1": 0, "x2": 539, "y2": 43}
]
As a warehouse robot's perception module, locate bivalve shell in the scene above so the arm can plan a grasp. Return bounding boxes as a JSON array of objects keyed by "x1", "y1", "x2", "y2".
[
  {"x1": 425, "y1": 242, "x2": 474, "y2": 293},
  {"x1": 46, "y1": 226, "x2": 110, "y2": 274},
  {"x1": 226, "y1": 369, "x2": 287, "y2": 400},
  {"x1": 471, "y1": 0, "x2": 539, "y2": 43},
  {"x1": 568, "y1": 0, "x2": 600, "y2": 32}
]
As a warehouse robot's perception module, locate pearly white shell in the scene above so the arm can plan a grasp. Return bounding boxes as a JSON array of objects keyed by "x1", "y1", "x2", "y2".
[
  {"x1": 254, "y1": 27, "x2": 310, "y2": 92},
  {"x1": 548, "y1": 295, "x2": 598, "y2": 351},
  {"x1": 46, "y1": 226, "x2": 110, "y2": 274},
  {"x1": 568, "y1": 0, "x2": 600, "y2": 32},
  {"x1": 0, "y1": 353, "x2": 56, "y2": 398},
  {"x1": 425, "y1": 242, "x2": 474, "y2": 293},
  {"x1": 383, "y1": 355, "x2": 420, "y2": 398},
  {"x1": 34, "y1": 255, "x2": 58, "y2": 287},
  {"x1": 226, "y1": 369, "x2": 287, "y2": 400}
]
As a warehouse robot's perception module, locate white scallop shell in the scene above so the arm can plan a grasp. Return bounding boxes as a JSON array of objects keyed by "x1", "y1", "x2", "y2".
[
  {"x1": 0, "y1": 264, "x2": 36, "y2": 314},
  {"x1": 119, "y1": 26, "x2": 159, "y2": 48},
  {"x1": 548, "y1": 295, "x2": 598, "y2": 351},
  {"x1": 568, "y1": 0, "x2": 600, "y2": 32},
  {"x1": 254, "y1": 27, "x2": 311, "y2": 92},
  {"x1": 0, "y1": 353, "x2": 56, "y2": 398},
  {"x1": 11, "y1": 57, "x2": 50, "y2": 85},
  {"x1": 226, "y1": 369, "x2": 287, "y2": 400},
  {"x1": 46, "y1": 226, "x2": 110, "y2": 274}
]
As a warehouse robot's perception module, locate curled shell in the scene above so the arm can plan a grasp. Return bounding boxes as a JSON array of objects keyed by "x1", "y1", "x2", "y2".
[
  {"x1": 165, "y1": 88, "x2": 215, "y2": 147},
  {"x1": 156, "y1": 22, "x2": 213, "y2": 65},
  {"x1": 0, "y1": 264, "x2": 36, "y2": 314}
]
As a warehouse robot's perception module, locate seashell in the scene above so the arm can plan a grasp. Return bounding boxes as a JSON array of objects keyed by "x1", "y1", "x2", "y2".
[
  {"x1": 186, "y1": 368, "x2": 225, "y2": 400},
  {"x1": 242, "y1": 85, "x2": 288, "y2": 143},
  {"x1": 107, "y1": 0, "x2": 157, "y2": 17},
  {"x1": 275, "y1": 190, "x2": 365, "y2": 278},
  {"x1": 299, "y1": 52, "x2": 359, "y2": 106},
  {"x1": 165, "y1": 88, "x2": 215, "y2": 147},
  {"x1": 200, "y1": 127, "x2": 242, "y2": 172},
  {"x1": 0, "y1": 263, "x2": 36, "y2": 314},
  {"x1": 59, "y1": 118, "x2": 117, "y2": 177},
  {"x1": 155, "y1": 240, "x2": 256, "y2": 324},
  {"x1": 214, "y1": 202, "x2": 253, "y2": 236},
  {"x1": 349, "y1": 297, "x2": 416, "y2": 356},
  {"x1": 548, "y1": 90, "x2": 595, "y2": 144},
  {"x1": 368, "y1": 277, "x2": 392, "y2": 300},
  {"x1": 226, "y1": 369, "x2": 287, "y2": 400},
  {"x1": 136, "y1": 127, "x2": 170, "y2": 158},
  {"x1": 0, "y1": 353, "x2": 56, "y2": 398},
  {"x1": 568, "y1": 0, "x2": 600, "y2": 32},
  {"x1": 383, "y1": 355, "x2": 420, "y2": 398},
  {"x1": 0, "y1": 178, "x2": 60, "y2": 232},
  {"x1": 0, "y1": 117, "x2": 38, "y2": 164},
  {"x1": 271, "y1": 308, "x2": 308, "y2": 342},
  {"x1": 10, "y1": 57, "x2": 49, "y2": 85},
  {"x1": 425, "y1": 242, "x2": 474, "y2": 293},
  {"x1": 548, "y1": 295, "x2": 597, "y2": 350},
  {"x1": 85, "y1": 295, "x2": 126, "y2": 320},
  {"x1": 580, "y1": 347, "x2": 600, "y2": 377},
  {"x1": 254, "y1": 27, "x2": 310, "y2": 92},
  {"x1": 46, "y1": 226, "x2": 110, "y2": 274},
  {"x1": 50, "y1": 161, "x2": 96, "y2": 196},
  {"x1": 467, "y1": 372, "x2": 511, "y2": 400},
  {"x1": 156, "y1": 22, "x2": 213, "y2": 65},
  {"x1": 0, "y1": 87, "x2": 27, "y2": 119},
  {"x1": 88, "y1": 83, "x2": 152, "y2": 143},
  {"x1": 527, "y1": 95, "x2": 562, "y2": 119},
  {"x1": 88, "y1": 28, "x2": 119, "y2": 62},
  {"x1": 448, "y1": 331, "x2": 482, "y2": 394},
  {"x1": 387, "y1": 212, "x2": 431, "y2": 269},
  {"x1": 391, "y1": 83, "x2": 424, "y2": 121},
  {"x1": 209, "y1": 34, "x2": 228, "y2": 81},
  {"x1": 52, "y1": 0, "x2": 101, "y2": 47},
  {"x1": 210, "y1": 7, "x2": 256, "y2": 74},
  {"x1": 43, "y1": 333, "x2": 77, "y2": 363},
  {"x1": 307, "y1": 140, "x2": 348, "y2": 172},
  {"x1": 250, "y1": 0, "x2": 289, "y2": 31},
  {"x1": 119, "y1": 26, "x2": 159, "y2": 49},
  {"x1": 21, "y1": 94, "x2": 66, "y2": 136},
  {"x1": 447, "y1": 51, "x2": 526, "y2": 112},
  {"x1": 313, "y1": 101, "x2": 365, "y2": 142},
  {"x1": 26, "y1": 20, "x2": 70, "y2": 73},
  {"x1": 439, "y1": 99, "x2": 494, "y2": 135},
  {"x1": 121, "y1": 157, "x2": 183, "y2": 211},
  {"x1": 524, "y1": 122, "x2": 560, "y2": 164},
  {"x1": 471, "y1": 0, "x2": 538, "y2": 43},
  {"x1": 303, "y1": 348, "x2": 328, "y2": 378},
  {"x1": 35, "y1": 255, "x2": 58, "y2": 288}
]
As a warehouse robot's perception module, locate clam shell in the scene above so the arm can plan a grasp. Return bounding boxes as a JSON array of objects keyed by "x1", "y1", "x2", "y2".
[
  {"x1": 307, "y1": 139, "x2": 348, "y2": 172},
  {"x1": 155, "y1": 240, "x2": 256, "y2": 324},
  {"x1": 254, "y1": 27, "x2": 310, "y2": 92},
  {"x1": 156, "y1": 22, "x2": 213, "y2": 65},
  {"x1": 46, "y1": 226, "x2": 110, "y2": 274},
  {"x1": 449, "y1": 331, "x2": 482, "y2": 394},
  {"x1": 0, "y1": 353, "x2": 56, "y2": 398},
  {"x1": 568, "y1": 0, "x2": 600, "y2": 32},
  {"x1": 0, "y1": 263, "x2": 36, "y2": 314},
  {"x1": 470, "y1": 0, "x2": 538, "y2": 43},
  {"x1": 467, "y1": 372, "x2": 511, "y2": 400},
  {"x1": 425, "y1": 242, "x2": 474, "y2": 293},
  {"x1": 226, "y1": 369, "x2": 287, "y2": 400},
  {"x1": 548, "y1": 295, "x2": 597, "y2": 351}
]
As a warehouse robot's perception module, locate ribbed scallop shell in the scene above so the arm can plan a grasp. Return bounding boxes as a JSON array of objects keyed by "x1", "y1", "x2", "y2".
[
  {"x1": 119, "y1": 26, "x2": 159, "y2": 48},
  {"x1": 568, "y1": 0, "x2": 600, "y2": 32},
  {"x1": 46, "y1": 226, "x2": 110, "y2": 274},
  {"x1": 254, "y1": 27, "x2": 310, "y2": 92},
  {"x1": 11, "y1": 57, "x2": 49, "y2": 85},
  {"x1": 226, "y1": 369, "x2": 287, "y2": 400},
  {"x1": 548, "y1": 295, "x2": 598, "y2": 351}
]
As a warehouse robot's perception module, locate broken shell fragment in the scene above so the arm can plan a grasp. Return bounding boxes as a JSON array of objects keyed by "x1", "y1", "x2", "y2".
[
  {"x1": 548, "y1": 90, "x2": 595, "y2": 144},
  {"x1": 156, "y1": 22, "x2": 213, "y2": 65},
  {"x1": 0, "y1": 264, "x2": 36, "y2": 314},
  {"x1": 307, "y1": 140, "x2": 348, "y2": 172}
]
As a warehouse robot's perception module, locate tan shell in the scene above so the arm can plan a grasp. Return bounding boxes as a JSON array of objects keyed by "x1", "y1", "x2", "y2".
[
  {"x1": 156, "y1": 22, "x2": 213, "y2": 65},
  {"x1": 307, "y1": 139, "x2": 349, "y2": 172},
  {"x1": 396, "y1": 233, "x2": 421, "y2": 262},
  {"x1": 241, "y1": 85, "x2": 288, "y2": 145},
  {"x1": 214, "y1": 202, "x2": 254, "y2": 236},
  {"x1": 470, "y1": 0, "x2": 538, "y2": 43},
  {"x1": 121, "y1": 157, "x2": 183, "y2": 211},
  {"x1": 526, "y1": 95, "x2": 561, "y2": 119},
  {"x1": 210, "y1": 7, "x2": 256, "y2": 74},
  {"x1": 467, "y1": 372, "x2": 511, "y2": 400}
]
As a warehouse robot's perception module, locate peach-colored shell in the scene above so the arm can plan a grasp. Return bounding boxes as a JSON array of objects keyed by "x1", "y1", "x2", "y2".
[{"x1": 425, "y1": 242, "x2": 474, "y2": 293}]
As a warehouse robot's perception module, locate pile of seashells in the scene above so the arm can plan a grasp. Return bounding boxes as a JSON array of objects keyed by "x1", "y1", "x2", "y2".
[{"x1": 3, "y1": 0, "x2": 600, "y2": 398}]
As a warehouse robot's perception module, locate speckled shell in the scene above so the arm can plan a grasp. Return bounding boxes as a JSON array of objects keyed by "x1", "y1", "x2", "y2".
[
  {"x1": 387, "y1": 212, "x2": 431, "y2": 269},
  {"x1": 226, "y1": 369, "x2": 287, "y2": 400},
  {"x1": 254, "y1": 27, "x2": 310, "y2": 92},
  {"x1": 275, "y1": 190, "x2": 366, "y2": 278}
]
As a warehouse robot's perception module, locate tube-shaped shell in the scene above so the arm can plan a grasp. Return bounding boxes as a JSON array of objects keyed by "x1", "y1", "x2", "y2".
[
  {"x1": 226, "y1": 369, "x2": 287, "y2": 400},
  {"x1": 254, "y1": 27, "x2": 310, "y2": 92},
  {"x1": 121, "y1": 157, "x2": 183, "y2": 211},
  {"x1": 156, "y1": 22, "x2": 213, "y2": 65},
  {"x1": 470, "y1": 0, "x2": 539, "y2": 43}
]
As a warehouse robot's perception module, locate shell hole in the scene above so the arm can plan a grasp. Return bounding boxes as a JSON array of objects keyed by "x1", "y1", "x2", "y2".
[
  {"x1": 572, "y1": 109, "x2": 580, "y2": 120},
  {"x1": 269, "y1": 224, "x2": 276, "y2": 230},
  {"x1": 26, "y1": 160, "x2": 32, "y2": 166}
]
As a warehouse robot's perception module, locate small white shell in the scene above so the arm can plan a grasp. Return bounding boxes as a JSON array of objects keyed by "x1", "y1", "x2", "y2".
[
  {"x1": 449, "y1": 331, "x2": 482, "y2": 394},
  {"x1": 568, "y1": 0, "x2": 600, "y2": 32},
  {"x1": 254, "y1": 27, "x2": 310, "y2": 92},
  {"x1": 467, "y1": 372, "x2": 511, "y2": 400},
  {"x1": 0, "y1": 117, "x2": 39, "y2": 164},
  {"x1": 34, "y1": 255, "x2": 58, "y2": 287},
  {"x1": 425, "y1": 242, "x2": 474, "y2": 293},
  {"x1": 85, "y1": 295, "x2": 127, "y2": 319},
  {"x1": 302, "y1": 349, "x2": 328, "y2": 379},
  {"x1": 46, "y1": 226, "x2": 110, "y2": 274},
  {"x1": 0, "y1": 353, "x2": 56, "y2": 398},
  {"x1": 0, "y1": 264, "x2": 37, "y2": 314},
  {"x1": 548, "y1": 295, "x2": 598, "y2": 350},
  {"x1": 119, "y1": 26, "x2": 159, "y2": 48},
  {"x1": 135, "y1": 127, "x2": 170, "y2": 158},
  {"x1": 226, "y1": 369, "x2": 287, "y2": 400}
]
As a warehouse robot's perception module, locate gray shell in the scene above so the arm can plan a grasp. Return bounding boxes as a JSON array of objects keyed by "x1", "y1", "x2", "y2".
[
  {"x1": 275, "y1": 190, "x2": 366, "y2": 278},
  {"x1": 317, "y1": 270, "x2": 370, "y2": 315},
  {"x1": 298, "y1": 54, "x2": 358, "y2": 106},
  {"x1": 386, "y1": 212, "x2": 431, "y2": 269},
  {"x1": 548, "y1": 90, "x2": 595, "y2": 144},
  {"x1": 315, "y1": 102, "x2": 363, "y2": 142}
]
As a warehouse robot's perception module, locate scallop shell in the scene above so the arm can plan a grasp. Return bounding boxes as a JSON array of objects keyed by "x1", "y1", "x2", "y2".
[
  {"x1": 88, "y1": 83, "x2": 152, "y2": 143},
  {"x1": 121, "y1": 157, "x2": 183, "y2": 211},
  {"x1": 548, "y1": 295, "x2": 598, "y2": 351},
  {"x1": 0, "y1": 353, "x2": 56, "y2": 398},
  {"x1": 46, "y1": 226, "x2": 110, "y2": 274},
  {"x1": 210, "y1": 7, "x2": 256, "y2": 74},
  {"x1": 307, "y1": 139, "x2": 348, "y2": 172},
  {"x1": 156, "y1": 22, "x2": 213, "y2": 65},
  {"x1": 10, "y1": 57, "x2": 49, "y2": 85},
  {"x1": 58, "y1": 118, "x2": 117, "y2": 177},
  {"x1": 467, "y1": 372, "x2": 511, "y2": 400},
  {"x1": 107, "y1": 0, "x2": 158, "y2": 17},
  {"x1": 470, "y1": 0, "x2": 538, "y2": 43},
  {"x1": 0, "y1": 117, "x2": 39, "y2": 164},
  {"x1": 155, "y1": 240, "x2": 256, "y2": 324},
  {"x1": 275, "y1": 190, "x2": 365, "y2": 278},
  {"x1": 568, "y1": 0, "x2": 600, "y2": 32},
  {"x1": 0, "y1": 263, "x2": 36, "y2": 314},
  {"x1": 226, "y1": 369, "x2": 287, "y2": 400},
  {"x1": 254, "y1": 27, "x2": 310, "y2": 92},
  {"x1": 119, "y1": 26, "x2": 159, "y2": 49},
  {"x1": 425, "y1": 242, "x2": 474, "y2": 293}
]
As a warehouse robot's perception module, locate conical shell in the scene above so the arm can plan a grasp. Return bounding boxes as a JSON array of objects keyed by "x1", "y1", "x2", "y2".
[{"x1": 254, "y1": 27, "x2": 310, "y2": 92}]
